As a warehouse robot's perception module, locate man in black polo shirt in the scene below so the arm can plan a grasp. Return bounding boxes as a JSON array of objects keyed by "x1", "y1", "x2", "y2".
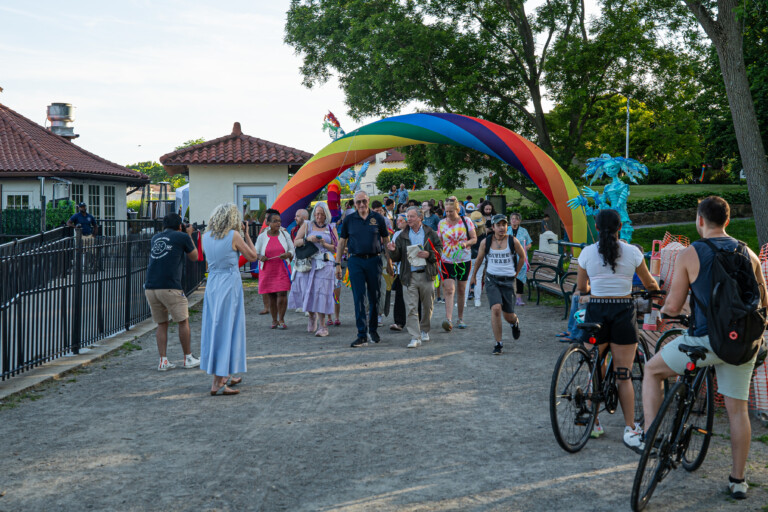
[{"x1": 336, "y1": 191, "x2": 391, "y2": 347}]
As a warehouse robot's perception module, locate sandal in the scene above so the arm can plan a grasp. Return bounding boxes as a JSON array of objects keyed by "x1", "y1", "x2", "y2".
[
  {"x1": 210, "y1": 385, "x2": 240, "y2": 396},
  {"x1": 259, "y1": 309, "x2": 269, "y2": 315},
  {"x1": 327, "y1": 319, "x2": 333, "y2": 326},
  {"x1": 271, "y1": 322, "x2": 278, "y2": 329},
  {"x1": 277, "y1": 322, "x2": 288, "y2": 330},
  {"x1": 226, "y1": 377, "x2": 243, "y2": 387},
  {"x1": 334, "y1": 319, "x2": 341, "y2": 326},
  {"x1": 389, "y1": 324, "x2": 403, "y2": 331},
  {"x1": 556, "y1": 331, "x2": 570, "y2": 338}
]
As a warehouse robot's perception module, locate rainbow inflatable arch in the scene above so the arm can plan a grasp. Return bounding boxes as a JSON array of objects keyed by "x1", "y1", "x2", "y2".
[{"x1": 273, "y1": 113, "x2": 590, "y2": 244}]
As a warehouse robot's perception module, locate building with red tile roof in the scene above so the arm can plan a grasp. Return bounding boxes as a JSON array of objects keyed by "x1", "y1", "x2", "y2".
[
  {"x1": 0, "y1": 102, "x2": 148, "y2": 222},
  {"x1": 160, "y1": 122, "x2": 312, "y2": 223}
]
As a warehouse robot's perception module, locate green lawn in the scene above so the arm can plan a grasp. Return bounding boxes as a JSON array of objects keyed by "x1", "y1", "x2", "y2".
[
  {"x1": 371, "y1": 184, "x2": 747, "y2": 205},
  {"x1": 632, "y1": 218, "x2": 760, "y2": 253}
]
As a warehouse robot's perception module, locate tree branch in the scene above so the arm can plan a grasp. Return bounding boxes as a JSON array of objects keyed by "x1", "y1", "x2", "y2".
[
  {"x1": 471, "y1": 12, "x2": 531, "y2": 83},
  {"x1": 683, "y1": 0, "x2": 720, "y2": 42}
]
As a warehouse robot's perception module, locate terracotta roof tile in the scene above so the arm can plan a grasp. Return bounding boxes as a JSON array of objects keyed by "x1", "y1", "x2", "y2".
[
  {"x1": 382, "y1": 149, "x2": 405, "y2": 163},
  {"x1": 0, "y1": 102, "x2": 149, "y2": 183},
  {"x1": 160, "y1": 122, "x2": 313, "y2": 174}
]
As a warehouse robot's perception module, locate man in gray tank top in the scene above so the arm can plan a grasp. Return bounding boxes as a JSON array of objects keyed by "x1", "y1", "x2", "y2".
[
  {"x1": 626, "y1": 196, "x2": 768, "y2": 500},
  {"x1": 470, "y1": 214, "x2": 527, "y2": 355}
]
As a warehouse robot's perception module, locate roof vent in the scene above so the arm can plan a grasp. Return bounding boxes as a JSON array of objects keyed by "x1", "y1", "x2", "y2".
[
  {"x1": 47, "y1": 103, "x2": 79, "y2": 140},
  {"x1": 232, "y1": 122, "x2": 242, "y2": 136}
]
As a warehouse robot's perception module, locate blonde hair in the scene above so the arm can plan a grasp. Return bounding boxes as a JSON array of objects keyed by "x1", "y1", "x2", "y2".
[
  {"x1": 311, "y1": 201, "x2": 332, "y2": 227},
  {"x1": 206, "y1": 203, "x2": 242, "y2": 239}
]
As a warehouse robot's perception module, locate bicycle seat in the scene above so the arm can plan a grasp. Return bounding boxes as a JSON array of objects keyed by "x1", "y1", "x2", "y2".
[
  {"x1": 576, "y1": 322, "x2": 602, "y2": 332},
  {"x1": 678, "y1": 344, "x2": 708, "y2": 361}
]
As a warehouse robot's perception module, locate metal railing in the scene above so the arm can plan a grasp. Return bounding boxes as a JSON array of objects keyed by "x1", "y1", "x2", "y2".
[{"x1": 0, "y1": 230, "x2": 206, "y2": 381}]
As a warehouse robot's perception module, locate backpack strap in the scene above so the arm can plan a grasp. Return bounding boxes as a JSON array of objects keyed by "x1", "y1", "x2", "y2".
[{"x1": 460, "y1": 216, "x2": 469, "y2": 237}]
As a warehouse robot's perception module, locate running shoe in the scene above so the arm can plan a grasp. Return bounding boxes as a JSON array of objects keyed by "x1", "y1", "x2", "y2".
[
  {"x1": 420, "y1": 331, "x2": 430, "y2": 342},
  {"x1": 157, "y1": 358, "x2": 176, "y2": 371},
  {"x1": 623, "y1": 426, "x2": 645, "y2": 454},
  {"x1": 511, "y1": 321, "x2": 521, "y2": 340},
  {"x1": 493, "y1": 343, "x2": 503, "y2": 355},
  {"x1": 456, "y1": 319, "x2": 467, "y2": 329},
  {"x1": 183, "y1": 354, "x2": 200, "y2": 369},
  {"x1": 728, "y1": 478, "x2": 748, "y2": 500},
  {"x1": 351, "y1": 337, "x2": 368, "y2": 348},
  {"x1": 442, "y1": 320, "x2": 453, "y2": 332},
  {"x1": 407, "y1": 339, "x2": 421, "y2": 348},
  {"x1": 590, "y1": 423, "x2": 605, "y2": 438}
]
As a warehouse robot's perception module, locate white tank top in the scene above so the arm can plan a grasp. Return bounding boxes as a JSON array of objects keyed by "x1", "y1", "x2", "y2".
[{"x1": 486, "y1": 241, "x2": 516, "y2": 276}]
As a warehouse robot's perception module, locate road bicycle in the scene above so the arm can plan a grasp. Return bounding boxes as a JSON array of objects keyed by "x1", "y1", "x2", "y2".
[
  {"x1": 630, "y1": 314, "x2": 714, "y2": 511},
  {"x1": 549, "y1": 290, "x2": 665, "y2": 453}
]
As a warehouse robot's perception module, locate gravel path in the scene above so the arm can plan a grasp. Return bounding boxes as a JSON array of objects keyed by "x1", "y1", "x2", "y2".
[{"x1": 1, "y1": 284, "x2": 766, "y2": 511}]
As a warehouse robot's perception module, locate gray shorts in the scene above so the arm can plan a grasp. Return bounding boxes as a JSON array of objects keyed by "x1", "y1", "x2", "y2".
[
  {"x1": 660, "y1": 333, "x2": 757, "y2": 401},
  {"x1": 485, "y1": 274, "x2": 516, "y2": 314}
]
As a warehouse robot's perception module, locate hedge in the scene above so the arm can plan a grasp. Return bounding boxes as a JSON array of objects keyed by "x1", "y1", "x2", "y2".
[
  {"x1": 504, "y1": 189, "x2": 751, "y2": 220},
  {"x1": 0, "y1": 208, "x2": 41, "y2": 235}
]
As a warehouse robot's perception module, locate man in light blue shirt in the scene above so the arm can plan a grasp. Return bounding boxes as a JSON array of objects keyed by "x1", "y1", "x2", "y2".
[{"x1": 397, "y1": 183, "x2": 409, "y2": 206}]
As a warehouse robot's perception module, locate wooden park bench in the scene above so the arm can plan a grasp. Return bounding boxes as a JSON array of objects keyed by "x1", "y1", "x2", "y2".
[{"x1": 527, "y1": 251, "x2": 579, "y2": 319}]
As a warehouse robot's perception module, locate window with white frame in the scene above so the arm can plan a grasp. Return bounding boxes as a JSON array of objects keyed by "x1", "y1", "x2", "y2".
[
  {"x1": 6, "y1": 194, "x2": 30, "y2": 209},
  {"x1": 71, "y1": 184, "x2": 84, "y2": 206},
  {"x1": 104, "y1": 186, "x2": 116, "y2": 220},
  {"x1": 88, "y1": 185, "x2": 101, "y2": 218}
]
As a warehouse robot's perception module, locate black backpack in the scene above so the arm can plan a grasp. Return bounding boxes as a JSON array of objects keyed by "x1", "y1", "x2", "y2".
[{"x1": 691, "y1": 239, "x2": 766, "y2": 365}]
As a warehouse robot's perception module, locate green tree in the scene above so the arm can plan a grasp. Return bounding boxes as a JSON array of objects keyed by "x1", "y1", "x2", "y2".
[
  {"x1": 285, "y1": 0, "x2": 694, "y2": 210},
  {"x1": 375, "y1": 168, "x2": 427, "y2": 193},
  {"x1": 126, "y1": 161, "x2": 187, "y2": 189},
  {"x1": 644, "y1": 0, "x2": 768, "y2": 244}
]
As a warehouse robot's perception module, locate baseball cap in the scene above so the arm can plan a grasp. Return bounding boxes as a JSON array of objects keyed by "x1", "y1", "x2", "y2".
[
  {"x1": 465, "y1": 202, "x2": 476, "y2": 211},
  {"x1": 491, "y1": 214, "x2": 508, "y2": 225},
  {"x1": 77, "y1": 202, "x2": 86, "y2": 207}
]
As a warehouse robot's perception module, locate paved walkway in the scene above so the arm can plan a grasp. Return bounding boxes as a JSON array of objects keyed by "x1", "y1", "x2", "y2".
[{"x1": 1, "y1": 284, "x2": 766, "y2": 511}]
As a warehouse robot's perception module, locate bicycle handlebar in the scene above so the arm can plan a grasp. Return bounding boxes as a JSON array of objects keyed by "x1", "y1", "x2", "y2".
[
  {"x1": 660, "y1": 313, "x2": 690, "y2": 327},
  {"x1": 631, "y1": 289, "x2": 667, "y2": 299}
]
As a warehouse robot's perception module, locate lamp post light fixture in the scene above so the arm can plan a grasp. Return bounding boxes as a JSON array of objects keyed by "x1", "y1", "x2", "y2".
[{"x1": 609, "y1": 89, "x2": 631, "y2": 159}]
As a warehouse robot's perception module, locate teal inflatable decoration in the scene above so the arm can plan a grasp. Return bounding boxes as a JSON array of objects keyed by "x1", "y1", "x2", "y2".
[{"x1": 566, "y1": 154, "x2": 648, "y2": 242}]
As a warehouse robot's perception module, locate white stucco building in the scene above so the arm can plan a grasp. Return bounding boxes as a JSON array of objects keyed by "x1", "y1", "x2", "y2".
[
  {"x1": 160, "y1": 123, "x2": 312, "y2": 224},
  {"x1": 0, "y1": 101, "x2": 149, "y2": 228},
  {"x1": 355, "y1": 149, "x2": 489, "y2": 195}
]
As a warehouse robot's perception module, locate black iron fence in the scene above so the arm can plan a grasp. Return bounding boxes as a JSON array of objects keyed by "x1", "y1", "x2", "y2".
[{"x1": 0, "y1": 230, "x2": 206, "y2": 381}]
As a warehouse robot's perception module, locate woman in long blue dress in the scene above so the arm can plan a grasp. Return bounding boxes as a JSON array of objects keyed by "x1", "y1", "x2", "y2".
[{"x1": 201, "y1": 203, "x2": 259, "y2": 396}]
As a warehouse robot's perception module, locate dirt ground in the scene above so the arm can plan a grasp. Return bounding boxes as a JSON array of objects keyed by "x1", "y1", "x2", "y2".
[{"x1": 1, "y1": 284, "x2": 767, "y2": 511}]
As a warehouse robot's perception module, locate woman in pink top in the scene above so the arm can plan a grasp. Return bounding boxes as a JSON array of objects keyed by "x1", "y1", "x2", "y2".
[{"x1": 255, "y1": 212, "x2": 294, "y2": 329}]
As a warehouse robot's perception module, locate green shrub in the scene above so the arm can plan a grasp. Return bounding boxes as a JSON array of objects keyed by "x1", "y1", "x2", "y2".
[
  {"x1": 127, "y1": 200, "x2": 141, "y2": 212},
  {"x1": 46, "y1": 199, "x2": 75, "y2": 229},
  {"x1": 1, "y1": 209, "x2": 41, "y2": 235},
  {"x1": 627, "y1": 190, "x2": 750, "y2": 213},
  {"x1": 375, "y1": 167, "x2": 427, "y2": 193}
]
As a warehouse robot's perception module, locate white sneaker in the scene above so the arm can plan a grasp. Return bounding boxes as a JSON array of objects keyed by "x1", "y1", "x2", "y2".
[
  {"x1": 183, "y1": 354, "x2": 200, "y2": 369},
  {"x1": 157, "y1": 358, "x2": 176, "y2": 371},
  {"x1": 474, "y1": 300, "x2": 481, "y2": 307},
  {"x1": 407, "y1": 339, "x2": 422, "y2": 348},
  {"x1": 295, "y1": 308, "x2": 303, "y2": 313},
  {"x1": 421, "y1": 331, "x2": 430, "y2": 342},
  {"x1": 728, "y1": 478, "x2": 748, "y2": 499},
  {"x1": 623, "y1": 425, "x2": 644, "y2": 454}
]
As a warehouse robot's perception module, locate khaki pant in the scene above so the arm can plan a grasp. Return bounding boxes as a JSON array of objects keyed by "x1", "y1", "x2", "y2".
[{"x1": 406, "y1": 272, "x2": 434, "y2": 338}]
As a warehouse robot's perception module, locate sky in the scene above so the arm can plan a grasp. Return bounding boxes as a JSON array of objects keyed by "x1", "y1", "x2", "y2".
[
  {"x1": 0, "y1": 0, "x2": 600, "y2": 167},
  {"x1": 0, "y1": 0, "x2": 364, "y2": 165}
]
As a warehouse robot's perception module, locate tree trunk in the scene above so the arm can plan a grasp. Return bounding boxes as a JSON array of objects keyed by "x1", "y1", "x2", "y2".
[
  {"x1": 687, "y1": 0, "x2": 768, "y2": 246},
  {"x1": 715, "y1": 22, "x2": 768, "y2": 246}
]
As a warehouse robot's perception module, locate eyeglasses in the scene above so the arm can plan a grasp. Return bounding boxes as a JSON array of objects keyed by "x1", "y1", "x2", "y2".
[{"x1": 354, "y1": 199, "x2": 369, "y2": 204}]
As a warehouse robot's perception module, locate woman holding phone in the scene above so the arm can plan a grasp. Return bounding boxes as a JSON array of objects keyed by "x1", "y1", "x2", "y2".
[{"x1": 288, "y1": 202, "x2": 338, "y2": 336}]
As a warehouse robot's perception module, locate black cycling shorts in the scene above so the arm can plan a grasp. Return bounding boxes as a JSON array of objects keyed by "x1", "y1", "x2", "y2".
[{"x1": 584, "y1": 298, "x2": 638, "y2": 346}]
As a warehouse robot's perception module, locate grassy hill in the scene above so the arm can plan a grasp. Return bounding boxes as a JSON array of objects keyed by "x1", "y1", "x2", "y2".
[
  {"x1": 370, "y1": 184, "x2": 747, "y2": 206},
  {"x1": 632, "y1": 218, "x2": 760, "y2": 253}
]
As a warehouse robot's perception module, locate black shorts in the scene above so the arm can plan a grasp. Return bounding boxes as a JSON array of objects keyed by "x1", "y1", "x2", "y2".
[
  {"x1": 584, "y1": 299, "x2": 638, "y2": 346},
  {"x1": 485, "y1": 274, "x2": 516, "y2": 314},
  {"x1": 440, "y1": 261, "x2": 470, "y2": 282}
]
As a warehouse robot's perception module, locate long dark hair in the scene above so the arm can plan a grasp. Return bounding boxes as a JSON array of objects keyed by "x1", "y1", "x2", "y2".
[{"x1": 595, "y1": 209, "x2": 621, "y2": 273}]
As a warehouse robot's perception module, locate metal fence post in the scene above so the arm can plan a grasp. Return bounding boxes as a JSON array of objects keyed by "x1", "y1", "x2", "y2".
[
  {"x1": 124, "y1": 236, "x2": 132, "y2": 330},
  {"x1": 71, "y1": 229, "x2": 83, "y2": 355}
]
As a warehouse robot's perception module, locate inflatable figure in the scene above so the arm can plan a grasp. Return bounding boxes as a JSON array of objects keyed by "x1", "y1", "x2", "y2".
[
  {"x1": 322, "y1": 111, "x2": 346, "y2": 140},
  {"x1": 566, "y1": 153, "x2": 648, "y2": 242}
]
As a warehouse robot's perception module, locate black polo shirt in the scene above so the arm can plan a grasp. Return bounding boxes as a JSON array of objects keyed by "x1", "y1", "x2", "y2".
[{"x1": 340, "y1": 210, "x2": 389, "y2": 255}]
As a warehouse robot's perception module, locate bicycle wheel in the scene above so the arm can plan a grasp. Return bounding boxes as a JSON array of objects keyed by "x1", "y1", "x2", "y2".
[
  {"x1": 682, "y1": 368, "x2": 714, "y2": 471},
  {"x1": 631, "y1": 381, "x2": 685, "y2": 512},
  {"x1": 632, "y1": 339, "x2": 649, "y2": 426},
  {"x1": 550, "y1": 344, "x2": 596, "y2": 453}
]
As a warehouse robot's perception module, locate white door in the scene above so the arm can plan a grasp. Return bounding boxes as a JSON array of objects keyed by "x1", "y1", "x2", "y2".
[{"x1": 236, "y1": 185, "x2": 275, "y2": 221}]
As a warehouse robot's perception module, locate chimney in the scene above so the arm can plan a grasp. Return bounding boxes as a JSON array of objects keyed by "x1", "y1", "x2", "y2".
[
  {"x1": 47, "y1": 103, "x2": 79, "y2": 141},
  {"x1": 232, "y1": 122, "x2": 242, "y2": 136}
]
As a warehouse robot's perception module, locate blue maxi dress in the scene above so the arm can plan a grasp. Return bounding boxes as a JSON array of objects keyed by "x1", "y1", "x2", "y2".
[{"x1": 200, "y1": 230, "x2": 246, "y2": 377}]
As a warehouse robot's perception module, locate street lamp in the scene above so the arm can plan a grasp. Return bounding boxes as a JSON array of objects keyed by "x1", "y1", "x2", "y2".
[{"x1": 609, "y1": 89, "x2": 630, "y2": 159}]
